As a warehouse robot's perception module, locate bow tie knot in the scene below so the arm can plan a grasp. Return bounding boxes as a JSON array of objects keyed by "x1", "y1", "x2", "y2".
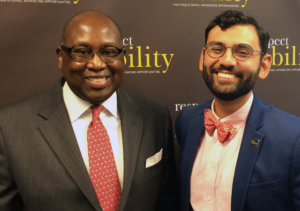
[{"x1": 204, "y1": 109, "x2": 236, "y2": 143}]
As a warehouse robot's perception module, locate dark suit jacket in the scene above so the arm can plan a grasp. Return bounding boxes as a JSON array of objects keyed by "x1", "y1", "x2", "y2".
[
  {"x1": 0, "y1": 80, "x2": 178, "y2": 211},
  {"x1": 175, "y1": 94, "x2": 300, "y2": 211}
]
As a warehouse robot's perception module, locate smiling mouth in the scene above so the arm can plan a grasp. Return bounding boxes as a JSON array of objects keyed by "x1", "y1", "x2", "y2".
[
  {"x1": 217, "y1": 72, "x2": 234, "y2": 79},
  {"x1": 86, "y1": 76, "x2": 109, "y2": 82}
]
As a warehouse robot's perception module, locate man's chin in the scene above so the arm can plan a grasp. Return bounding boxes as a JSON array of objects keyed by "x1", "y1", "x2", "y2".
[
  {"x1": 211, "y1": 89, "x2": 242, "y2": 101},
  {"x1": 212, "y1": 88, "x2": 252, "y2": 101},
  {"x1": 76, "y1": 92, "x2": 107, "y2": 105},
  {"x1": 215, "y1": 94, "x2": 239, "y2": 101}
]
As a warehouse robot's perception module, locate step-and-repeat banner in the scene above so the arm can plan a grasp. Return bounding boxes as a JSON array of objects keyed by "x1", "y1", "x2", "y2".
[{"x1": 1, "y1": 0, "x2": 300, "y2": 122}]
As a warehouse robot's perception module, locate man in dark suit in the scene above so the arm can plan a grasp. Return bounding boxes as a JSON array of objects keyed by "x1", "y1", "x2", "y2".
[
  {"x1": 176, "y1": 10, "x2": 300, "y2": 211},
  {"x1": 0, "y1": 10, "x2": 178, "y2": 211}
]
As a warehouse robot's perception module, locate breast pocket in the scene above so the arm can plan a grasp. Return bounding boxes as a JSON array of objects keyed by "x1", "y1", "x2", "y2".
[{"x1": 248, "y1": 179, "x2": 283, "y2": 195}]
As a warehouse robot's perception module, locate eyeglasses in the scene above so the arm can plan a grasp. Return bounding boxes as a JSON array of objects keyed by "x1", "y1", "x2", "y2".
[
  {"x1": 60, "y1": 45, "x2": 124, "y2": 63},
  {"x1": 205, "y1": 42, "x2": 264, "y2": 61}
]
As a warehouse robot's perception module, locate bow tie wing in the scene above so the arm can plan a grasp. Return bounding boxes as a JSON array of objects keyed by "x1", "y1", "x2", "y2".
[
  {"x1": 217, "y1": 122, "x2": 236, "y2": 143},
  {"x1": 204, "y1": 114, "x2": 217, "y2": 134}
]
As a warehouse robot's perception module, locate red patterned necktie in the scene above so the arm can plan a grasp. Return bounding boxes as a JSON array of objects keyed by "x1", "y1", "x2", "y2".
[
  {"x1": 87, "y1": 105, "x2": 121, "y2": 211},
  {"x1": 204, "y1": 109, "x2": 236, "y2": 143}
]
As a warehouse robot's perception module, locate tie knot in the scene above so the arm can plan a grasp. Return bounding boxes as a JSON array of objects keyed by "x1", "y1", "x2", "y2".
[{"x1": 90, "y1": 104, "x2": 104, "y2": 121}]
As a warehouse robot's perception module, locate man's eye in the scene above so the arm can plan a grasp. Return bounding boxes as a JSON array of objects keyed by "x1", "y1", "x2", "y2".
[
  {"x1": 235, "y1": 49, "x2": 251, "y2": 56},
  {"x1": 210, "y1": 47, "x2": 224, "y2": 54},
  {"x1": 101, "y1": 48, "x2": 118, "y2": 57},
  {"x1": 73, "y1": 48, "x2": 90, "y2": 55}
]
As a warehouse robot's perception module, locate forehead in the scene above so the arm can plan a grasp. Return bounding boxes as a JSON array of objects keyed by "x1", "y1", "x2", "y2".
[
  {"x1": 207, "y1": 24, "x2": 260, "y2": 48},
  {"x1": 64, "y1": 14, "x2": 121, "y2": 46}
]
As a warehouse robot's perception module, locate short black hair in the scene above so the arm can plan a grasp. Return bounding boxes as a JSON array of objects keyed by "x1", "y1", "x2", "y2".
[{"x1": 205, "y1": 10, "x2": 270, "y2": 54}]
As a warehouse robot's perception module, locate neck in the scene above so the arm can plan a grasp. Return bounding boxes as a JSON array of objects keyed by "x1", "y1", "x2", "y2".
[{"x1": 213, "y1": 91, "x2": 252, "y2": 119}]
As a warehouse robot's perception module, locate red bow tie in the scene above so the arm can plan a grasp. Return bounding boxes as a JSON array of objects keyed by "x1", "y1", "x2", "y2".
[{"x1": 204, "y1": 109, "x2": 236, "y2": 143}]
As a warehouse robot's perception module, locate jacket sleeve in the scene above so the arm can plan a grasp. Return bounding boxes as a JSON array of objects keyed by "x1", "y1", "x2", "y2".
[
  {"x1": 291, "y1": 135, "x2": 300, "y2": 210},
  {"x1": 0, "y1": 128, "x2": 24, "y2": 210}
]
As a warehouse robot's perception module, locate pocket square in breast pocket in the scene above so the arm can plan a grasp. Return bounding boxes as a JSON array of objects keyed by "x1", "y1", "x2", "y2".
[{"x1": 145, "y1": 148, "x2": 163, "y2": 168}]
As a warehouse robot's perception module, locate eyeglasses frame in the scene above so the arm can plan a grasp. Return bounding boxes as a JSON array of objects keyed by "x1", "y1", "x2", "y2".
[
  {"x1": 60, "y1": 44, "x2": 125, "y2": 63},
  {"x1": 204, "y1": 41, "x2": 265, "y2": 61}
]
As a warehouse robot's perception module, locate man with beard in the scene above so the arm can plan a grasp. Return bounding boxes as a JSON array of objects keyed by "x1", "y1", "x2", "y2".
[
  {"x1": 0, "y1": 11, "x2": 178, "y2": 211},
  {"x1": 175, "y1": 10, "x2": 300, "y2": 211}
]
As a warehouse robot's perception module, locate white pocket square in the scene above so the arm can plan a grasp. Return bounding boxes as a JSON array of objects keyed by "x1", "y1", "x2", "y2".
[{"x1": 145, "y1": 148, "x2": 163, "y2": 168}]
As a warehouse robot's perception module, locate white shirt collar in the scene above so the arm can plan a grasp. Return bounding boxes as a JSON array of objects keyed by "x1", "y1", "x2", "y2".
[
  {"x1": 211, "y1": 92, "x2": 254, "y2": 125},
  {"x1": 62, "y1": 82, "x2": 119, "y2": 122}
]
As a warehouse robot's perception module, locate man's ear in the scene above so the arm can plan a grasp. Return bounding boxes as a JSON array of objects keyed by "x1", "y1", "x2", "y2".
[
  {"x1": 258, "y1": 53, "x2": 272, "y2": 80},
  {"x1": 199, "y1": 48, "x2": 205, "y2": 72},
  {"x1": 56, "y1": 47, "x2": 63, "y2": 71},
  {"x1": 122, "y1": 48, "x2": 126, "y2": 63}
]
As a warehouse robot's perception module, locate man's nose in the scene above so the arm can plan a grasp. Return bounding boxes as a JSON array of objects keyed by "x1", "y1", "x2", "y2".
[
  {"x1": 86, "y1": 53, "x2": 107, "y2": 70},
  {"x1": 219, "y1": 48, "x2": 237, "y2": 66}
]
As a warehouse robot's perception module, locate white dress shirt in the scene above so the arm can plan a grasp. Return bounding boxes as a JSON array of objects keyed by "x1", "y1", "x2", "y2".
[
  {"x1": 190, "y1": 93, "x2": 254, "y2": 211},
  {"x1": 62, "y1": 82, "x2": 124, "y2": 189}
]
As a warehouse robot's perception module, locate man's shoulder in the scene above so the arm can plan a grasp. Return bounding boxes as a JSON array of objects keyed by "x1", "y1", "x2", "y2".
[
  {"x1": 264, "y1": 104, "x2": 300, "y2": 125},
  {"x1": 0, "y1": 83, "x2": 62, "y2": 119},
  {"x1": 1, "y1": 92, "x2": 44, "y2": 113},
  {"x1": 253, "y1": 95, "x2": 299, "y2": 121},
  {"x1": 254, "y1": 98, "x2": 300, "y2": 133},
  {"x1": 0, "y1": 94, "x2": 45, "y2": 128}
]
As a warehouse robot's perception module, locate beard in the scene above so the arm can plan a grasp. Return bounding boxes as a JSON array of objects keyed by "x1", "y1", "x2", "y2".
[{"x1": 202, "y1": 64, "x2": 260, "y2": 101}]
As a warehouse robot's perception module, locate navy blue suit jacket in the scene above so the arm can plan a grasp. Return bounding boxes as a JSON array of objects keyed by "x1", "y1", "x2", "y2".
[{"x1": 175, "y1": 94, "x2": 300, "y2": 211}]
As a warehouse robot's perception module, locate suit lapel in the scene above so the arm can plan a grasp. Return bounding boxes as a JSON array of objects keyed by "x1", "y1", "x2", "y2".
[
  {"x1": 231, "y1": 96, "x2": 266, "y2": 211},
  {"x1": 37, "y1": 82, "x2": 101, "y2": 211},
  {"x1": 116, "y1": 89, "x2": 143, "y2": 211}
]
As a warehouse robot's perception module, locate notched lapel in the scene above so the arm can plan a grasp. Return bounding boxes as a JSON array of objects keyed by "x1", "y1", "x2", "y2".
[
  {"x1": 37, "y1": 84, "x2": 101, "y2": 211},
  {"x1": 181, "y1": 103, "x2": 212, "y2": 180},
  {"x1": 231, "y1": 95, "x2": 266, "y2": 211},
  {"x1": 232, "y1": 128, "x2": 264, "y2": 211},
  {"x1": 181, "y1": 112, "x2": 205, "y2": 179},
  {"x1": 117, "y1": 90, "x2": 143, "y2": 211}
]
